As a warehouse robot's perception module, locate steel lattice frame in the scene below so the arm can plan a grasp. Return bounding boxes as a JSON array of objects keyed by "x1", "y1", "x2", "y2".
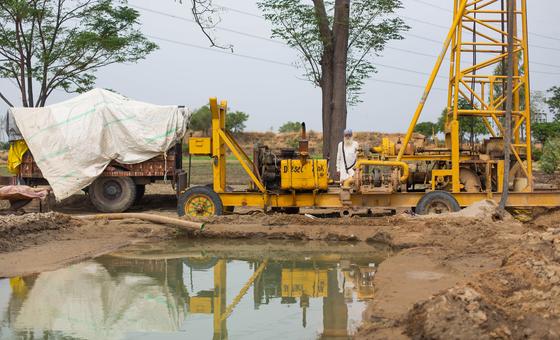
[{"x1": 398, "y1": 0, "x2": 532, "y2": 193}]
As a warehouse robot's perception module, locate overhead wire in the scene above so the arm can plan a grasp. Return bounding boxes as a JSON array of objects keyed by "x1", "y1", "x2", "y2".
[
  {"x1": 408, "y1": 0, "x2": 560, "y2": 43},
  {"x1": 210, "y1": 1, "x2": 560, "y2": 59},
  {"x1": 147, "y1": 34, "x2": 448, "y2": 91},
  {"x1": 135, "y1": 3, "x2": 560, "y2": 74}
]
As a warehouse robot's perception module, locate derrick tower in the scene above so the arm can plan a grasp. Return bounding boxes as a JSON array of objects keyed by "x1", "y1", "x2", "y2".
[{"x1": 399, "y1": 0, "x2": 532, "y2": 193}]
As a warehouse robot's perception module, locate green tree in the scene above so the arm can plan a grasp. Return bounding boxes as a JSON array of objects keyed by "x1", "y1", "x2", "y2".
[
  {"x1": 257, "y1": 0, "x2": 408, "y2": 176},
  {"x1": 439, "y1": 98, "x2": 486, "y2": 144},
  {"x1": 189, "y1": 105, "x2": 249, "y2": 134},
  {"x1": 226, "y1": 110, "x2": 249, "y2": 134},
  {"x1": 533, "y1": 121, "x2": 560, "y2": 144},
  {"x1": 540, "y1": 138, "x2": 560, "y2": 174},
  {"x1": 414, "y1": 121, "x2": 438, "y2": 140},
  {"x1": 279, "y1": 121, "x2": 302, "y2": 133},
  {"x1": 546, "y1": 86, "x2": 560, "y2": 121},
  {"x1": 0, "y1": 0, "x2": 157, "y2": 107},
  {"x1": 190, "y1": 105, "x2": 212, "y2": 135}
]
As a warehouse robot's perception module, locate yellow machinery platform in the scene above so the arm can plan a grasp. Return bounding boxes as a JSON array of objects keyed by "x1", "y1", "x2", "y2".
[{"x1": 178, "y1": 0, "x2": 560, "y2": 217}]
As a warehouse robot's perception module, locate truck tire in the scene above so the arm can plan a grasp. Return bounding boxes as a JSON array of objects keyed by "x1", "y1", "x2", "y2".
[
  {"x1": 134, "y1": 185, "x2": 146, "y2": 205},
  {"x1": 178, "y1": 186, "x2": 223, "y2": 217},
  {"x1": 89, "y1": 177, "x2": 137, "y2": 213},
  {"x1": 416, "y1": 191, "x2": 461, "y2": 215}
]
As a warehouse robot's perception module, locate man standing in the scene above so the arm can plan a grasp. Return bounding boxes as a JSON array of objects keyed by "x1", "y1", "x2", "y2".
[{"x1": 336, "y1": 129, "x2": 359, "y2": 187}]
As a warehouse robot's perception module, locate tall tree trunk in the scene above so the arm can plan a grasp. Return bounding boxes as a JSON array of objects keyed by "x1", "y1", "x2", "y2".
[
  {"x1": 499, "y1": 0, "x2": 515, "y2": 211},
  {"x1": 15, "y1": 19, "x2": 29, "y2": 107},
  {"x1": 330, "y1": 0, "x2": 350, "y2": 179},
  {"x1": 312, "y1": 0, "x2": 335, "y2": 166},
  {"x1": 25, "y1": 56, "x2": 34, "y2": 107},
  {"x1": 321, "y1": 65, "x2": 334, "y2": 162}
]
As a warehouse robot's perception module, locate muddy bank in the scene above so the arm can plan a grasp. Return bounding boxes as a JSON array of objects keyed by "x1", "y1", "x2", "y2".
[
  {"x1": 0, "y1": 213, "x2": 179, "y2": 277},
  {"x1": 355, "y1": 207, "x2": 560, "y2": 339},
  {"x1": 0, "y1": 212, "x2": 77, "y2": 252}
]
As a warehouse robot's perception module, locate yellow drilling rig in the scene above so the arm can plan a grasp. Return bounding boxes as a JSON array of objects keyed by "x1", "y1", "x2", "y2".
[{"x1": 179, "y1": 0, "x2": 559, "y2": 217}]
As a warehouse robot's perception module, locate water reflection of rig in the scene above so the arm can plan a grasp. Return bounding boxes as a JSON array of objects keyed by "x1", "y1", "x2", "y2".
[{"x1": 6, "y1": 243, "x2": 389, "y2": 339}]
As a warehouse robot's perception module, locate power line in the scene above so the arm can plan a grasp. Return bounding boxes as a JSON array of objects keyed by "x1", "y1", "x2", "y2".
[
  {"x1": 409, "y1": 0, "x2": 451, "y2": 13},
  {"x1": 132, "y1": 6, "x2": 456, "y2": 78},
  {"x1": 148, "y1": 34, "x2": 448, "y2": 91},
  {"x1": 216, "y1": 3, "x2": 263, "y2": 19},
  {"x1": 147, "y1": 35, "x2": 294, "y2": 67},
  {"x1": 407, "y1": 0, "x2": 560, "y2": 43},
  {"x1": 212, "y1": 1, "x2": 560, "y2": 48},
  {"x1": 138, "y1": 5, "x2": 560, "y2": 73},
  {"x1": 405, "y1": 27, "x2": 560, "y2": 53},
  {"x1": 130, "y1": 4, "x2": 285, "y2": 45},
  {"x1": 370, "y1": 78, "x2": 447, "y2": 92}
]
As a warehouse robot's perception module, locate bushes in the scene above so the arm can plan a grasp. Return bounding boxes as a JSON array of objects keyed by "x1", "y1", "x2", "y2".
[{"x1": 540, "y1": 138, "x2": 560, "y2": 174}]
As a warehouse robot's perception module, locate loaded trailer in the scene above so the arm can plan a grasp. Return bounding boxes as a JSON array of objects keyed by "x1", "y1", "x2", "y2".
[
  {"x1": 4, "y1": 88, "x2": 190, "y2": 213},
  {"x1": 18, "y1": 144, "x2": 187, "y2": 213}
]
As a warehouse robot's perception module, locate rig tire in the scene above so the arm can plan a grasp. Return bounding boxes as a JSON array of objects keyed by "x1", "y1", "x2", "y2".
[
  {"x1": 416, "y1": 191, "x2": 461, "y2": 215},
  {"x1": 178, "y1": 186, "x2": 223, "y2": 217}
]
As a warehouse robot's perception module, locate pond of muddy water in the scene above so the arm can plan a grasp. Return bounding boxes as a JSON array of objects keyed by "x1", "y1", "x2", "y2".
[{"x1": 0, "y1": 240, "x2": 393, "y2": 339}]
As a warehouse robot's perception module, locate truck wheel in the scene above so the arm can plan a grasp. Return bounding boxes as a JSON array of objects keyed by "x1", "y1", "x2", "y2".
[
  {"x1": 134, "y1": 185, "x2": 146, "y2": 205},
  {"x1": 416, "y1": 191, "x2": 461, "y2": 215},
  {"x1": 89, "y1": 177, "x2": 137, "y2": 213},
  {"x1": 178, "y1": 186, "x2": 223, "y2": 217}
]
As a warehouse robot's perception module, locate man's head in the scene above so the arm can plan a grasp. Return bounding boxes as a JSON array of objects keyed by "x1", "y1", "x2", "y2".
[{"x1": 344, "y1": 129, "x2": 353, "y2": 142}]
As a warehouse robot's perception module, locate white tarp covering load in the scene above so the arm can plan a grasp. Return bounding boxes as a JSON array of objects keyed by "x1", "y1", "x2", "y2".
[{"x1": 9, "y1": 88, "x2": 188, "y2": 200}]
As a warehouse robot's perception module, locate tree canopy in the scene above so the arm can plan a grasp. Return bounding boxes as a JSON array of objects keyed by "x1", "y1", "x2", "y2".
[
  {"x1": 0, "y1": 0, "x2": 157, "y2": 107},
  {"x1": 189, "y1": 105, "x2": 249, "y2": 135},
  {"x1": 414, "y1": 121, "x2": 438, "y2": 140},
  {"x1": 546, "y1": 86, "x2": 560, "y2": 121},
  {"x1": 279, "y1": 121, "x2": 302, "y2": 133},
  {"x1": 226, "y1": 110, "x2": 249, "y2": 134},
  {"x1": 257, "y1": 0, "x2": 407, "y2": 105}
]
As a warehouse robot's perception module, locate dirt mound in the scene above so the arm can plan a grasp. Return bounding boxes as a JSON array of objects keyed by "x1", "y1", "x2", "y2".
[
  {"x1": 197, "y1": 211, "x2": 403, "y2": 227},
  {"x1": 418, "y1": 200, "x2": 512, "y2": 224},
  {"x1": 527, "y1": 208, "x2": 560, "y2": 231},
  {"x1": 0, "y1": 212, "x2": 79, "y2": 252},
  {"x1": 403, "y1": 227, "x2": 560, "y2": 340}
]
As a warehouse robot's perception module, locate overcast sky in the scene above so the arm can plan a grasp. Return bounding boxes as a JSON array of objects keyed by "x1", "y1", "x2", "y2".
[{"x1": 1, "y1": 0, "x2": 559, "y2": 138}]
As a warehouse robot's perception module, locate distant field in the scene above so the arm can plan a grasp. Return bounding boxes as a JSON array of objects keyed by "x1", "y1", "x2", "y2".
[{"x1": 185, "y1": 159, "x2": 250, "y2": 186}]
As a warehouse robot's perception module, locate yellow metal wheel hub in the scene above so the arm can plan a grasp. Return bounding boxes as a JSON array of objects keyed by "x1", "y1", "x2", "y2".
[{"x1": 185, "y1": 194, "x2": 216, "y2": 217}]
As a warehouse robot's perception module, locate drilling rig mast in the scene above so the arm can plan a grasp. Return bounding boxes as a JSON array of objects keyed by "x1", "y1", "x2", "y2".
[{"x1": 399, "y1": 0, "x2": 532, "y2": 194}]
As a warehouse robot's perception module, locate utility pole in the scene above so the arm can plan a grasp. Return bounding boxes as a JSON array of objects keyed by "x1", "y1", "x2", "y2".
[{"x1": 499, "y1": 0, "x2": 515, "y2": 210}]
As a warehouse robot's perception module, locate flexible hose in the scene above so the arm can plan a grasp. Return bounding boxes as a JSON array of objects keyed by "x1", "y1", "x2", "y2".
[{"x1": 75, "y1": 213, "x2": 204, "y2": 230}]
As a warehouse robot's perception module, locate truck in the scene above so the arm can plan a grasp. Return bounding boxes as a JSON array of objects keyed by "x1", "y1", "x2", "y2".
[
  {"x1": 4, "y1": 88, "x2": 189, "y2": 213},
  {"x1": 18, "y1": 144, "x2": 187, "y2": 213}
]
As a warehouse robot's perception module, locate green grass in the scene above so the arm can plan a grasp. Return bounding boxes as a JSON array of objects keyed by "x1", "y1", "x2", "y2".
[{"x1": 183, "y1": 159, "x2": 251, "y2": 186}]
